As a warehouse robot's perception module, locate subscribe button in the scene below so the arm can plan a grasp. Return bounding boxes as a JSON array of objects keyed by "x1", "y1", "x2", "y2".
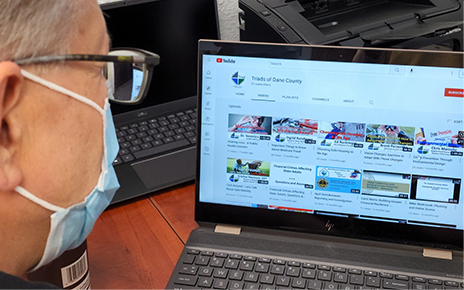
[{"x1": 445, "y1": 88, "x2": 464, "y2": 97}]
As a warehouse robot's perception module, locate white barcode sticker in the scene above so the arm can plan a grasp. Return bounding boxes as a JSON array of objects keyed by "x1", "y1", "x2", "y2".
[{"x1": 61, "y1": 250, "x2": 89, "y2": 288}]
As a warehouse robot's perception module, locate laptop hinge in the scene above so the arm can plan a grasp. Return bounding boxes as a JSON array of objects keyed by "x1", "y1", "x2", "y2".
[
  {"x1": 215, "y1": 224, "x2": 241, "y2": 235},
  {"x1": 423, "y1": 248, "x2": 452, "y2": 260}
]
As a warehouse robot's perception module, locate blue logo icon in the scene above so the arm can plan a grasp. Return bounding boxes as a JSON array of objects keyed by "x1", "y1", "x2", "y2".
[{"x1": 232, "y1": 72, "x2": 245, "y2": 85}]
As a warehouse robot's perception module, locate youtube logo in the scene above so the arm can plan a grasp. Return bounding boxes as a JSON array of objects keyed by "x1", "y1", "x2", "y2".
[{"x1": 216, "y1": 58, "x2": 222, "y2": 63}]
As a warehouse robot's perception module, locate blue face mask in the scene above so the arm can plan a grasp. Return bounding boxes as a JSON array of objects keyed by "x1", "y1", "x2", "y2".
[{"x1": 15, "y1": 69, "x2": 120, "y2": 271}]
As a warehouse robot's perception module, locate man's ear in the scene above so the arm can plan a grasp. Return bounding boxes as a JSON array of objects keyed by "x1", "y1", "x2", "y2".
[{"x1": 0, "y1": 61, "x2": 23, "y2": 191}]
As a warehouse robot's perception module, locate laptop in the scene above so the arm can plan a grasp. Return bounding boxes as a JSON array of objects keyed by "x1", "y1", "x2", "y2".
[
  {"x1": 166, "y1": 40, "x2": 464, "y2": 289},
  {"x1": 100, "y1": 0, "x2": 220, "y2": 204}
]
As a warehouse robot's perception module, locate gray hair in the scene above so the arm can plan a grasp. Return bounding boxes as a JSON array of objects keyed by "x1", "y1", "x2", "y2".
[{"x1": 0, "y1": 0, "x2": 88, "y2": 62}]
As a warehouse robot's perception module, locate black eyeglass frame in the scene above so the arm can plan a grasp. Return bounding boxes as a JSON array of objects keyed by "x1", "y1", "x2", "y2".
[{"x1": 13, "y1": 47, "x2": 160, "y2": 104}]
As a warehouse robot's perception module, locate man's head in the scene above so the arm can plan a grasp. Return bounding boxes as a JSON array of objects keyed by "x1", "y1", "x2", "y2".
[{"x1": 0, "y1": 0, "x2": 111, "y2": 276}]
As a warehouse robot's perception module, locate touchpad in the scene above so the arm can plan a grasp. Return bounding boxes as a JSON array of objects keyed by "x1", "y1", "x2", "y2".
[{"x1": 132, "y1": 147, "x2": 196, "y2": 190}]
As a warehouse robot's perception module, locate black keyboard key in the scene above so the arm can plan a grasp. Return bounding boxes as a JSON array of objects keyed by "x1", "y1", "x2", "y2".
[
  {"x1": 333, "y1": 266, "x2": 346, "y2": 272},
  {"x1": 307, "y1": 280, "x2": 323, "y2": 290},
  {"x1": 230, "y1": 254, "x2": 242, "y2": 259},
  {"x1": 259, "y1": 274, "x2": 274, "y2": 284},
  {"x1": 364, "y1": 270, "x2": 377, "y2": 277},
  {"x1": 275, "y1": 276, "x2": 290, "y2": 287},
  {"x1": 215, "y1": 252, "x2": 228, "y2": 258},
  {"x1": 158, "y1": 126, "x2": 168, "y2": 132},
  {"x1": 318, "y1": 265, "x2": 331, "y2": 271},
  {"x1": 225, "y1": 259, "x2": 239, "y2": 269},
  {"x1": 318, "y1": 270, "x2": 332, "y2": 281},
  {"x1": 412, "y1": 282, "x2": 427, "y2": 289},
  {"x1": 240, "y1": 261, "x2": 254, "y2": 271},
  {"x1": 350, "y1": 275, "x2": 364, "y2": 285},
  {"x1": 270, "y1": 265, "x2": 284, "y2": 275},
  {"x1": 288, "y1": 261, "x2": 301, "y2": 267},
  {"x1": 255, "y1": 263, "x2": 269, "y2": 273},
  {"x1": 383, "y1": 279, "x2": 409, "y2": 289},
  {"x1": 195, "y1": 256, "x2": 210, "y2": 266},
  {"x1": 182, "y1": 254, "x2": 195, "y2": 264},
  {"x1": 291, "y1": 278, "x2": 306, "y2": 289},
  {"x1": 113, "y1": 156, "x2": 122, "y2": 165},
  {"x1": 134, "y1": 139, "x2": 190, "y2": 159},
  {"x1": 413, "y1": 277, "x2": 426, "y2": 283},
  {"x1": 445, "y1": 281, "x2": 460, "y2": 287},
  {"x1": 127, "y1": 128, "x2": 138, "y2": 134},
  {"x1": 131, "y1": 139, "x2": 143, "y2": 146},
  {"x1": 138, "y1": 125, "x2": 149, "y2": 131},
  {"x1": 273, "y1": 259, "x2": 285, "y2": 265},
  {"x1": 303, "y1": 263, "x2": 316, "y2": 269},
  {"x1": 286, "y1": 266, "x2": 300, "y2": 277},
  {"x1": 173, "y1": 134, "x2": 185, "y2": 141},
  {"x1": 396, "y1": 274, "x2": 409, "y2": 281},
  {"x1": 244, "y1": 283, "x2": 259, "y2": 289},
  {"x1": 173, "y1": 275, "x2": 197, "y2": 286},
  {"x1": 136, "y1": 132, "x2": 147, "y2": 138},
  {"x1": 198, "y1": 266, "x2": 212, "y2": 276},
  {"x1": 213, "y1": 279, "x2": 228, "y2": 289},
  {"x1": 333, "y1": 272, "x2": 348, "y2": 283},
  {"x1": 349, "y1": 269, "x2": 362, "y2": 275},
  {"x1": 380, "y1": 272, "x2": 394, "y2": 279},
  {"x1": 229, "y1": 270, "x2": 243, "y2": 280},
  {"x1": 244, "y1": 272, "x2": 259, "y2": 283},
  {"x1": 164, "y1": 131, "x2": 175, "y2": 137},
  {"x1": 129, "y1": 145, "x2": 141, "y2": 152},
  {"x1": 302, "y1": 269, "x2": 316, "y2": 279},
  {"x1": 213, "y1": 268, "x2": 228, "y2": 278},
  {"x1": 140, "y1": 143, "x2": 152, "y2": 150},
  {"x1": 121, "y1": 154, "x2": 134, "y2": 163},
  {"x1": 366, "y1": 276, "x2": 381, "y2": 287},
  {"x1": 229, "y1": 281, "x2": 244, "y2": 289},
  {"x1": 125, "y1": 134, "x2": 136, "y2": 141},
  {"x1": 152, "y1": 140, "x2": 163, "y2": 146},
  {"x1": 210, "y1": 257, "x2": 225, "y2": 267},
  {"x1": 197, "y1": 277, "x2": 213, "y2": 288},
  {"x1": 258, "y1": 257, "x2": 271, "y2": 263},
  {"x1": 179, "y1": 265, "x2": 197, "y2": 275},
  {"x1": 429, "y1": 279, "x2": 443, "y2": 285}
]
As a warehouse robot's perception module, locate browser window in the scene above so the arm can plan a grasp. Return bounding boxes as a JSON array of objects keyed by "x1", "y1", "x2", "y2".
[{"x1": 199, "y1": 54, "x2": 464, "y2": 230}]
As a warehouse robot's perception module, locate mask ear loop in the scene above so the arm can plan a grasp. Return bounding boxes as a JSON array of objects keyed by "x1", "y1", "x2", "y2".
[
  {"x1": 15, "y1": 186, "x2": 65, "y2": 212},
  {"x1": 20, "y1": 69, "x2": 105, "y2": 115},
  {"x1": 21, "y1": 69, "x2": 109, "y2": 191}
]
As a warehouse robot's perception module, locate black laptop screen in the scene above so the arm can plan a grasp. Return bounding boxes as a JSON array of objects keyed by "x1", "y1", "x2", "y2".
[
  {"x1": 196, "y1": 40, "x2": 464, "y2": 250},
  {"x1": 101, "y1": 0, "x2": 220, "y2": 115}
]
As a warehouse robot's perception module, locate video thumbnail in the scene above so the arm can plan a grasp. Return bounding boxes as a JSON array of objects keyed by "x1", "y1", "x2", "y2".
[
  {"x1": 366, "y1": 124, "x2": 414, "y2": 145},
  {"x1": 315, "y1": 166, "x2": 362, "y2": 194},
  {"x1": 415, "y1": 127, "x2": 463, "y2": 148},
  {"x1": 319, "y1": 121, "x2": 365, "y2": 142},
  {"x1": 226, "y1": 158, "x2": 270, "y2": 176},
  {"x1": 362, "y1": 171, "x2": 411, "y2": 199},
  {"x1": 228, "y1": 114, "x2": 272, "y2": 135},
  {"x1": 410, "y1": 175, "x2": 460, "y2": 203},
  {"x1": 272, "y1": 117, "x2": 318, "y2": 136}
]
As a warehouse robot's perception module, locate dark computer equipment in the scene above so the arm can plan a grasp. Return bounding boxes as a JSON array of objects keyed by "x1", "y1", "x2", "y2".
[
  {"x1": 100, "y1": 0, "x2": 220, "y2": 204},
  {"x1": 239, "y1": 0, "x2": 463, "y2": 51}
]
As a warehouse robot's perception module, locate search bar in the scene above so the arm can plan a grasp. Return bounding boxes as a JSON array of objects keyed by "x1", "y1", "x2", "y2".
[{"x1": 269, "y1": 59, "x2": 397, "y2": 75}]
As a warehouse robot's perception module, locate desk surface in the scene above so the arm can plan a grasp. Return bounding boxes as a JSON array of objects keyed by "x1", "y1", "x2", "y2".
[{"x1": 87, "y1": 182, "x2": 197, "y2": 289}]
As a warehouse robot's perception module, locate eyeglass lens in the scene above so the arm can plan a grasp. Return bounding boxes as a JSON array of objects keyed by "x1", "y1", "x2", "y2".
[{"x1": 109, "y1": 62, "x2": 144, "y2": 102}]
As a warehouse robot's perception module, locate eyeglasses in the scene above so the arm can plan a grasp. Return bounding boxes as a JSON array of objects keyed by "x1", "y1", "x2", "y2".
[
  {"x1": 14, "y1": 48, "x2": 160, "y2": 105},
  {"x1": 385, "y1": 125, "x2": 398, "y2": 131}
]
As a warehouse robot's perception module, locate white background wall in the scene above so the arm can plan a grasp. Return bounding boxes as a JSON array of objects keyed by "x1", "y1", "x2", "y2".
[{"x1": 97, "y1": 0, "x2": 240, "y2": 40}]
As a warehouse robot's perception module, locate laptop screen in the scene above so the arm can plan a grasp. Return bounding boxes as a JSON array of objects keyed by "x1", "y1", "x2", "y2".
[
  {"x1": 101, "y1": 0, "x2": 220, "y2": 115},
  {"x1": 196, "y1": 40, "x2": 464, "y2": 249}
]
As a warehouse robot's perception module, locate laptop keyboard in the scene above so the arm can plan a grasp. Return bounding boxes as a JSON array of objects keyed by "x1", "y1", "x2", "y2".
[
  {"x1": 113, "y1": 108, "x2": 197, "y2": 165},
  {"x1": 171, "y1": 249, "x2": 463, "y2": 289}
]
